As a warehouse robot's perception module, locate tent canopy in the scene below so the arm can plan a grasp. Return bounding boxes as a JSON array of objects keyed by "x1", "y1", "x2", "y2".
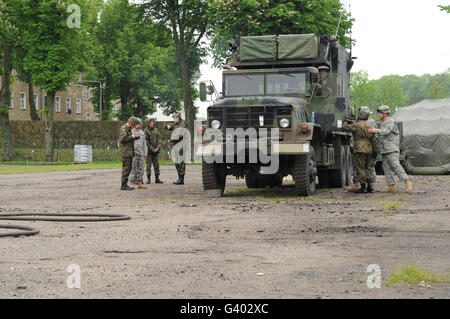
[{"x1": 392, "y1": 98, "x2": 450, "y2": 169}]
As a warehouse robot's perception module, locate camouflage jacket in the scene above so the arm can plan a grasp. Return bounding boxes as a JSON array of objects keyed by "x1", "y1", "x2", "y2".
[
  {"x1": 145, "y1": 126, "x2": 161, "y2": 153},
  {"x1": 343, "y1": 120, "x2": 377, "y2": 154},
  {"x1": 132, "y1": 128, "x2": 147, "y2": 157},
  {"x1": 167, "y1": 121, "x2": 186, "y2": 147},
  {"x1": 375, "y1": 117, "x2": 400, "y2": 154},
  {"x1": 118, "y1": 124, "x2": 134, "y2": 158}
]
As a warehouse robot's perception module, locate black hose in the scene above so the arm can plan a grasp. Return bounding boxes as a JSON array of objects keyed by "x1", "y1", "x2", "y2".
[
  {"x1": 0, "y1": 213, "x2": 131, "y2": 222},
  {"x1": 0, "y1": 224, "x2": 40, "y2": 238}
]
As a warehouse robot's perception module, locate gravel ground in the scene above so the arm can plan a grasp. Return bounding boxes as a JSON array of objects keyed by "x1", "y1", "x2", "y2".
[{"x1": 0, "y1": 165, "x2": 449, "y2": 298}]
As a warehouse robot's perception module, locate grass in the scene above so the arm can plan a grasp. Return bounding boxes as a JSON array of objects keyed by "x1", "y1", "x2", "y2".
[
  {"x1": 0, "y1": 159, "x2": 200, "y2": 174},
  {"x1": 377, "y1": 200, "x2": 406, "y2": 210},
  {"x1": 384, "y1": 266, "x2": 450, "y2": 286}
]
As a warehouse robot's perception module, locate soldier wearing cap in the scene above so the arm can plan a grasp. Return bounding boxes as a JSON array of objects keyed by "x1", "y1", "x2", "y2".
[
  {"x1": 343, "y1": 107, "x2": 378, "y2": 193},
  {"x1": 348, "y1": 106, "x2": 378, "y2": 193},
  {"x1": 145, "y1": 116, "x2": 163, "y2": 184},
  {"x1": 166, "y1": 112, "x2": 186, "y2": 185},
  {"x1": 368, "y1": 105, "x2": 413, "y2": 193},
  {"x1": 119, "y1": 116, "x2": 140, "y2": 190}
]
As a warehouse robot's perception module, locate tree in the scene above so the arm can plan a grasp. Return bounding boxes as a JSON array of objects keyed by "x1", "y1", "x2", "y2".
[
  {"x1": 141, "y1": 0, "x2": 209, "y2": 156},
  {"x1": 429, "y1": 81, "x2": 446, "y2": 100},
  {"x1": 15, "y1": 0, "x2": 96, "y2": 161},
  {"x1": 209, "y1": 0, "x2": 353, "y2": 66},
  {"x1": 373, "y1": 76, "x2": 407, "y2": 113},
  {"x1": 90, "y1": 0, "x2": 183, "y2": 121},
  {"x1": 439, "y1": 5, "x2": 450, "y2": 13},
  {"x1": 0, "y1": 0, "x2": 17, "y2": 160},
  {"x1": 350, "y1": 70, "x2": 375, "y2": 109}
]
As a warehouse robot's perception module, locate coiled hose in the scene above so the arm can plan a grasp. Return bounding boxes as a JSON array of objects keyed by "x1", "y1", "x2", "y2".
[{"x1": 0, "y1": 213, "x2": 131, "y2": 238}]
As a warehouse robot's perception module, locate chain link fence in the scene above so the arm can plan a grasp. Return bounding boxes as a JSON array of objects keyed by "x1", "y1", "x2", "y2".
[{"x1": 1, "y1": 138, "x2": 172, "y2": 163}]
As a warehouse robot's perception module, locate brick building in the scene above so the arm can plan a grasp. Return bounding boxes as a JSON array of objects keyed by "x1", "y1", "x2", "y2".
[{"x1": 2, "y1": 71, "x2": 99, "y2": 121}]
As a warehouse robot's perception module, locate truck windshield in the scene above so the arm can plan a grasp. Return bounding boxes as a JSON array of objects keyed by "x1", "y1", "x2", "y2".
[
  {"x1": 267, "y1": 73, "x2": 306, "y2": 95},
  {"x1": 224, "y1": 72, "x2": 307, "y2": 96},
  {"x1": 225, "y1": 74, "x2": 264, "y2": 96}
]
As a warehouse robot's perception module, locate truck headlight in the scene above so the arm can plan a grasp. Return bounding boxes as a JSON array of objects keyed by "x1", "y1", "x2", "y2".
[
  {"x1": 279, "y1": 118, "x2": 290, "y2": 128},
  {"x1": 211, "y1": 120, "x2": 221, "y2": 129}
]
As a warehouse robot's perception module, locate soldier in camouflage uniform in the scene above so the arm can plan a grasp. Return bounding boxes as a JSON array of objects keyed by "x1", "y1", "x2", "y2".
[
  {"x1": 343, "y1": 107, "x2": 378, "y2": 193},
  {"x1": 348, "y1": 106, "x2": 377, "y2": 193},
  {"x1": 145, "y1": 117, "x2": 163, "y2": 184},
  {"x1": 129, "y1": 119, "x2": 148, "y2": 189},
  {"x1": 119, "y1": 116, "x2": 140, "y2": 190},
  {"x1": 368, "y1": 105, "x2": 413, "y2": 193},
  {"x1": 166, "y1": 112, "x2": 186, "y2": 185}
]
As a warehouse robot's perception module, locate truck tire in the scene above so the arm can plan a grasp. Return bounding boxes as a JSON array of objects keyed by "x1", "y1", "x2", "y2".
[
  {"x1": 202, "y1": 162, "x2": 226, "y2": 195},
  {"x1": 330, "y1": 146, "x2": 346, "y2": 188},
  {"x1": 293, "y1": 147, "x2": 317, "y2": 196},
  {"x1": 245, "y1": 171, "x2": 258, "y2": 189}
]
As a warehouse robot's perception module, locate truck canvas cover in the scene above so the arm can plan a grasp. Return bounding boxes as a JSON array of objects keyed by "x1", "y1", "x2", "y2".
[
  {"x1": 239, "y1": 34, "x2": 319, "y2": 62},
  {"x1": 392, "y1": 98, "x2": 450, "y2": 170},
  {"x1": 239, "y1": 35, "x2": 277, "y2": 62},
  {"x1": 278, "y1": 34, "x2": 318, "y2": 59}
]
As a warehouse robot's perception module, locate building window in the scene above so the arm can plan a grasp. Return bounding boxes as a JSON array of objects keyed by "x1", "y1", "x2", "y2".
[
  {"x1": 85, "y1": 87, "x2": 90, "y2": 100},
  {"x1": 9, "y1": 92, "x2": 14, "y2": 109},
  {"x1": 86, "y1": 113, "x2": 91, "y2": 121},
  {"x1": 34, "y1": 94, "x2": 39, "y2": 110},
  {"x1": 20, "y1": 92, "x2": 26, "y2": 110},
  {"x1": 66, "y1": 97, "x2": 72, "y2": 113},
  {"x1": 76, "y1": 99, "x2": 82, "y2": 114},
  {"x1": 55, "y1": 96, "x2": 61, "y2": 112}
]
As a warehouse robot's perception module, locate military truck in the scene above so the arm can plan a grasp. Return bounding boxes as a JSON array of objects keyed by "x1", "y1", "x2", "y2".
[{"x1": 199, "y1": 34, "x2": 355, "y2": 196}]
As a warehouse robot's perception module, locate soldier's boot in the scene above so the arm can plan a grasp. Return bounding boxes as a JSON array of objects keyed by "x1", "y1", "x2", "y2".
[
  {"x1": 138, "y1": 182, "x2": 147, "y2": 190},
  {"x1": 346, "y1": 182, "x2": 361, "y2": 192},
  {"x1": 130, "y1": 181, "x2": 136, "y2": 187},
  {"x1": 146, "y1": 175, "x2": 151, "y2": 184},
  {"x1": 405, "y1": 180, "x2": 413, "y2": 193},
  {"x1": 355, "y1": 183, "x2": 368, "y2": 193},
  {"x1": 173, "y1": 174, "x2": 184, "y2": 185},
  {"x1": 382, "y1": 185, "x2": 396, "y2": 193},
  {"x1": 121, "y1": 183, "x2": 134, "y2": 191},
  {"x1": 367, "y1": 182, "x2": 375, "y2": 193},
  {"x1": 173, "y1": 172, "x2": 181, "y2": 185},
  {"x1": 155, "y1": 174, "x2": 163, "y2": 184}
]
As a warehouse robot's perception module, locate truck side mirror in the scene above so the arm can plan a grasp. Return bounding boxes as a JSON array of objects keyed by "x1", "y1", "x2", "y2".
[{"x1": 199, "y1": 82, "x2": 207, "y2": 102}]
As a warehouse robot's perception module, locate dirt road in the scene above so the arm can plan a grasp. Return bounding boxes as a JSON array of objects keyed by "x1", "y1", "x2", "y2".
[{"x1": 0, "y1": 165, "x2": 449, "y2": 298}]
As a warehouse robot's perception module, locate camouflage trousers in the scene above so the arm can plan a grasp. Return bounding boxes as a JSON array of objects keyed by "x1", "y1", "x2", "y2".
[
  {"x1": 130, "y1": 155, "x2": 145, "y2": 183},
  {"x1": 175, "y1": 162, "x2": 186, "y2": 176},
  {"x1": 121, "y1": 156, "x2": 133, "y2": 185},
  {"x1": 146, "y1": 152, "x2": 160, "y2": 177},
  {"x1": 382, "y1": 152, "x2": 408, "y2": 186},
  {"x1": 353, "y1": 153, "x2": 373, "y2": 184},
  {"x1": 353, "y1": 154, "x2": 376, "y2": 183}
]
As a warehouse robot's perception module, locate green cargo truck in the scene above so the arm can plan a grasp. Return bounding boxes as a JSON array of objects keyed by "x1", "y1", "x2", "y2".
[{"x1": 199, "y1": 34, "x2": 356, "y2": 196}]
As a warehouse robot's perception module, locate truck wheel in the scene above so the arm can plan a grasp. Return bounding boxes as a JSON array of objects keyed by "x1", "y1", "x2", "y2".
[
  {"x1": 330, "y1": 146, "x2": 346, "y2": 188},
  {"x1": 202, "y1": 162, "x2": 226, "y2": 195},
  {"x1": 345, "y1": 146, "x2": 353, "y2": 186},
  {"x1": 293, "y1": 147, "x2": 317, "y2": 196},
  {"x1": 245, "y1": 171, "x2": 258, "y2": 189}
]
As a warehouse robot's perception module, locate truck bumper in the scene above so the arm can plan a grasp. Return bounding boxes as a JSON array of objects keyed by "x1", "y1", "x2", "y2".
[{"x1": 197, "y1": 142, "x2": 311, "y2": 157}]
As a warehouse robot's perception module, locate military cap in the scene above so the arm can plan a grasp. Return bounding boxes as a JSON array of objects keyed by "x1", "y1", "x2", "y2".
[
  {"x1": 128, "y1": 116, "x2": 140, "y2": 126},
  {"x1": 172, "y1": 112, "x2": 182, "y2": 120},
  {"x1": 357, "y1": 107, "x2": 370, "y2": 120},
  {"x1": 318, "y1": 66, "x2": 330, "y2": 71},
  {"x1": 376, "y1": 105, "x2": 391, "y2": 114}
]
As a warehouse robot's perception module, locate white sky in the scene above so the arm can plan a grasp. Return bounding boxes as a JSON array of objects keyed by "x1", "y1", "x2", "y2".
[{"x1": 196, "y1": 0, "x2": 450, "y2": 118}]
